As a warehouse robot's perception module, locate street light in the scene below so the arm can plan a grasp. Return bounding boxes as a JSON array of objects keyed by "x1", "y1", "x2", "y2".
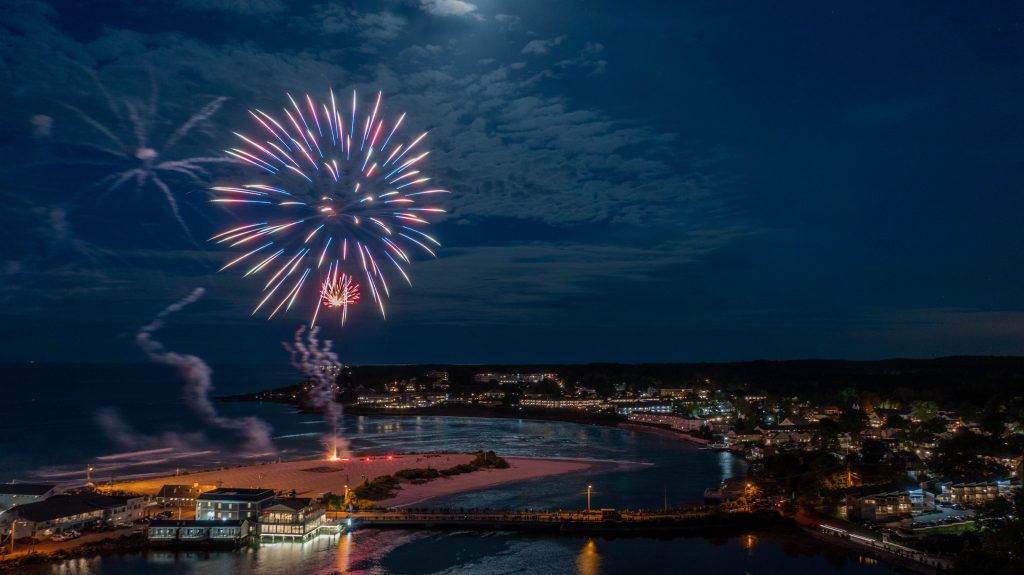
[{"x1": 587, "y1": 485, "x2": 593, "y2": 514}]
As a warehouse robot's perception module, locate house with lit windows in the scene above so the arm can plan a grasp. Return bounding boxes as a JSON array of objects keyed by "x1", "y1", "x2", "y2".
[
  {"x1": 257, "y1": 497, "x2": 327, "y2": 541},
  {"x1": 845, "y1": 485, "x2": 914, "y2": 521}
]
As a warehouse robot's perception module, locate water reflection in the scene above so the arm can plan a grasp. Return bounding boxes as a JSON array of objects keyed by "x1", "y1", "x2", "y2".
[
  {"x1": 336, "y1": 532, "x2": 352, "y2": 573},
  {"x1": 719, "y1": 450, "x2": 734, "y2": 483},
  {"x1": 576, "y1": 538, "x2": 601, "y2": 575}
]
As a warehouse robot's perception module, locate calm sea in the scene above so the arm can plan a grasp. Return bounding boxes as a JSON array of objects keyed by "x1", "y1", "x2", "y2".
[{"x1": 1, "y1": 364, "x2": 897, "y2": 574}]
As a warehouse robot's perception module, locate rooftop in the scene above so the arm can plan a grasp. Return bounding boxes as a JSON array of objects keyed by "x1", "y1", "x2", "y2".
[
  {"x1": 0, "y1": 483, "x2": 55, "y2": 496},
  {"x1": 13, "y1": 493, "x2": 136, "y2": 523},
  {"x1": 265, "y1": 497, "x2": 314, "y2": 512},
  {"x1": 150, "y1": 519, "x2": 246, "y2": 528},
  {"x1": 197, "y1": 488, "x2": 275, "y2": 502},
  {"x1": 156, "y1": 484, "x2": 209, "y2": 499}
]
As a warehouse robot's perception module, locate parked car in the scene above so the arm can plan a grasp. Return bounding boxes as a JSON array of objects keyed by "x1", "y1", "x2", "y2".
[{"x1": 50, "y1": 533, "x2": 69, "y2": 542}]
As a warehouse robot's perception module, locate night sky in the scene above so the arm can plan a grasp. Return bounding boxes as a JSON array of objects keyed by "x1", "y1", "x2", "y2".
[{"x1": 2, "y1": 1, "x2": 1023, "y2": 364}]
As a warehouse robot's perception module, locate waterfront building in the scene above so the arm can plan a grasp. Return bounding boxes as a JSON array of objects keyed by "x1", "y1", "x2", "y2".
[
  {"x1": 518, "y1": 398, "x2": 603, "y2": 410},
  {"x1": 628, "y1": 413, "x2": 708, "y2": 431},
  {"x1": 725, "y1": 431, "x2": 763, "y2": 445},
  {"x1": 614, "y1": 402, "x2": 672, "y2": 416},
  {"x1": 156, "y1": 484, "x2": 210, "y2": 508},
  {"x1": 481, "y1": 389, "x2": 508, "y2": 401},
  {"x1": 9, "y1": 493, "x2": 146, "y2": 537},
  {"x1": 196, "y1": 488, "x2": 274, "y2": 521},
  {"x1": 355, "y1": 393, "x2": 447, "y2": 409},
  {"x1": 147, "y1": 519, "x2": 252, "y2": 544},
  {"x1": 0, "y1": 482, "x2": 56, "y2": 511},
  {"x1": 257, "y1": 498, "x2": 326, "y2": 541}
]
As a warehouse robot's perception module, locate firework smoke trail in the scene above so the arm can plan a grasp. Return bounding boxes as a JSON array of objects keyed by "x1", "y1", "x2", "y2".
[
  {"x1": 282, "y1": 326, "x2": 349, "y2": 459},
  {"x1": 136, "y1": 288, "x2": 276, "y2": 454},
  {"x1": 94, "y1": 407, "x2": 205, "y2": 452},
  {"x1": 55, "y1": 65, "x2": 236, "y2": 241},
  {"x1": 211, "y1": 89, "x2": 447, "y2": 326}
]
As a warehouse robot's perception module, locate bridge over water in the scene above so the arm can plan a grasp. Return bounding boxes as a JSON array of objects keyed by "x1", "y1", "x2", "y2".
[{"x1": 344, "y1": 507, "x2": 765, "y2": 534}]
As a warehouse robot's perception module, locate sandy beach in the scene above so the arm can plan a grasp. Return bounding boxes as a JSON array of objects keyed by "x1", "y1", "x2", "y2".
[{"x1": 102, "y1": 453, "x2": 612, "y2": 508}]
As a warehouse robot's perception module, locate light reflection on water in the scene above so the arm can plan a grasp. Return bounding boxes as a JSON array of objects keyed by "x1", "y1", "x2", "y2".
[{"x1": 25, "y1": 529, "x2": 898, "y2": 575}]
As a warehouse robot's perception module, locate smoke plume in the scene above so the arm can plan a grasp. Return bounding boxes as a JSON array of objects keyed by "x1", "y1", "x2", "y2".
[
  {"x1": 283, "y1": 326, "x2": 349, "y2": 458},
  {"x1": 135, "y1": 288, "x2": 276, "y2": 454}
]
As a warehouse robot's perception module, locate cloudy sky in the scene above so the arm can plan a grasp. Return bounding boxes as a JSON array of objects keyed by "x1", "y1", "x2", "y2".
[{"x1": 1, "y1": 0, "x2": 1023, "y2": 364}]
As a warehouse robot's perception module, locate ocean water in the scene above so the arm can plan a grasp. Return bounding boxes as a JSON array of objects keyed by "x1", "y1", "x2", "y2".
[{"x1": 1, "y1": 364, "x2": 897, "y2": 574}]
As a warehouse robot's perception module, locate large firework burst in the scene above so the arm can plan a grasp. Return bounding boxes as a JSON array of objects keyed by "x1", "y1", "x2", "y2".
[{"x1": 211, "y1": 90, "x2": 447, "y2": 326}]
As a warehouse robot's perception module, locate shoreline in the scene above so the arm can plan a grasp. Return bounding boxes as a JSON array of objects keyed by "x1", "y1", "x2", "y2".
[
  {"x1": 218, "y1": 396, "x2": 628, "y2": 429},
  {"x1": 616, "y1": 423, "x2": 711, "y2": 446},
  {"x1": 381, "y1": 456, "x2": 638, "y2": 508}
]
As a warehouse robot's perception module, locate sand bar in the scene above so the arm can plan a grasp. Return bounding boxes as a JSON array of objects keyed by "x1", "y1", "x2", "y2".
[{"x1": 103, "y1": 453, "x2": 612, "y2": 508}]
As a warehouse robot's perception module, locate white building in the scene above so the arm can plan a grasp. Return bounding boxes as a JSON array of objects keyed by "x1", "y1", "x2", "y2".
[
  {"x1": 615, "y1": 402, "x2": 673, "y2": 416},
  {"x1": 196, "y1": 488, "x2": 274, "y2": 521},
  {"x1": 519, "y1": 398, "x2": 602, "y2": 410}
]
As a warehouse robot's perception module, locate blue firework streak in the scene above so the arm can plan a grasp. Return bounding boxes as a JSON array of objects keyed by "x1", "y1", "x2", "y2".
[{"x1": 210, "y1": 90, "x2": 447, "y2": 326}]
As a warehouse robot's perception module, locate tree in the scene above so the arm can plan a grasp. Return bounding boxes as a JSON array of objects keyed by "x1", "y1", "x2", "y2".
[
  {"x1": 839, "y1": 409, "x2": 868, "y2": 436},
  {"x1": 953, "y1": 489, "x2": 1024, "y2": 574},
  {"x1": 814, "y1": 418, "x2": 841, "y2": 451},
  {"x1": 910, "y1": 400, "x2": 939, "y2": 422},
  {"x1": 930, "y1": 431, "x2": 1006, "y2": 480}
]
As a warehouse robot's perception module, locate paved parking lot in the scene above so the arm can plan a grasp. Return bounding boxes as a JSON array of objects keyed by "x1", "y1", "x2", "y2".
[{"x1": 910, "y1": 505, "x2": 975, "y2": 528}]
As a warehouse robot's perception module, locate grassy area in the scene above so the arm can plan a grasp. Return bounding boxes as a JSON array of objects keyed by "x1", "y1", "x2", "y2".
[
  {"x1": 913, "y1": 522, "x2": 978, "y2": 535},
  {"x1": 340, "y1": 451, "x2": 511, "y2": 509}
]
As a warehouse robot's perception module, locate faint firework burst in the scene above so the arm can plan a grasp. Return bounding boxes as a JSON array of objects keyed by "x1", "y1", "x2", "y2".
[
  {"x1": 210, "y1": 90, "x2": 447, "y2": 326},
  {"x1": 56, "y1": 66, "x2": 235, "y2": 240}
]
